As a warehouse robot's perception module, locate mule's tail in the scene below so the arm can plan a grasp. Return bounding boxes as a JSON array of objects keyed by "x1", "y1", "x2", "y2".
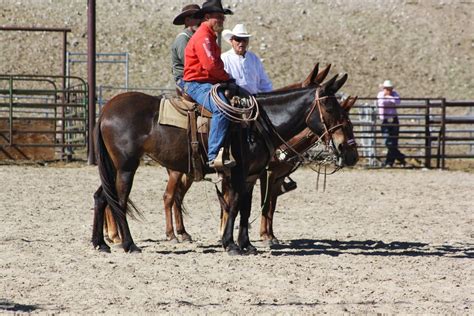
[{"x1": 95, "y1": 120, "x2": 142, "y2": 230}]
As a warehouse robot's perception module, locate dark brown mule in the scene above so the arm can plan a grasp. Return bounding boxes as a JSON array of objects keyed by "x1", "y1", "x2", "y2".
[
  {"x1": 161, "y1": 63, "x2": 335, "y2": 243},
  {"x1": 258, "y1": 96, "x2": 359, "y2": 245},
  {"x1": 214, "y1": 73, "x2": 358, "y2": 254},
  {"x1": 102, "y1": 63, "x2": 332, "y2": 244},
  {"x1": 93, "y1": 68, "x2": 358, "y2": 254},
  {"x1": 93, "y1": 90, "x2": 250, "y2": 254},
  {"x1": 101, "y1": 64, "x2": 359, "y2": 245}
]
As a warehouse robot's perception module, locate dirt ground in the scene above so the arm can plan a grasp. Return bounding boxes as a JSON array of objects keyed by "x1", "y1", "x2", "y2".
[{"x1": 0, "y1": 164, "x2": 473, "y2": 314}]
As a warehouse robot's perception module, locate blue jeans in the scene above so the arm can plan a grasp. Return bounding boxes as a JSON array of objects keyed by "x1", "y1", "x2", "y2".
[
  {"x1": 176, "y1": 78, "x2": 185, "y2": 90},
  {"x1": 183, "y1": 81, "x2": 229, "y2": 161}
]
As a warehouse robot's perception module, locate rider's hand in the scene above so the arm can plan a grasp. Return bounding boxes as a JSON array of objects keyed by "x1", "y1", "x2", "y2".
[{"x1": 222, "y1": 80, "x2": 239, "y2": 98}]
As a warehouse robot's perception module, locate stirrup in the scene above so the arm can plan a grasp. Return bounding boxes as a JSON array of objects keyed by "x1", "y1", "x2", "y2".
[
  {"x1": 209, "y1": 147, "x2": 236, "y2": 170},
  {"x1": 280, "y1": 177, "x2": 297, "y2": 195}
]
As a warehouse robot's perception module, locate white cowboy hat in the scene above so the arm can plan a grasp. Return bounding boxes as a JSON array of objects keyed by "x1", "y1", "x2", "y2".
[
  {"x1": 222, "y1": 24, "x2": 252, "y2": 43},
  {"x1": 382, "y1": 80, "x2": 395, "y2": 88}
]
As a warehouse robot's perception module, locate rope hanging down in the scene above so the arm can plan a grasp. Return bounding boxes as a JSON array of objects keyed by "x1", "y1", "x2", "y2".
[{"x1": 210, "y1": 84, "x2": 259, "y2": 123}]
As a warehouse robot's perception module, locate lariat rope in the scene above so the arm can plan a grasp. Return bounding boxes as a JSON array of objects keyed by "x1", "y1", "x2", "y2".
[{"x1": 210, "y1": 84, "x2": 260, "y2": 123}]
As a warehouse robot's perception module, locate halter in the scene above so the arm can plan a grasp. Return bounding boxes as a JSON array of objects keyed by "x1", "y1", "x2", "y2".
[{"x1": 275, "y1": 86, "x2": 355, "y2": 165}]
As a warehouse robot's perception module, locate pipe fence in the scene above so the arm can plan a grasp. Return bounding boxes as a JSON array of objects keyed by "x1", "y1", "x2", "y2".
[
  {"x1": 0, "y1": 74, "x2": 87, "y2": 160},
  {"x1": 1, "y1": 77, "x2": 473, "y2": 168},
  {"x1": 349, "y1": 97, "x2": 474, "y2": 168}
]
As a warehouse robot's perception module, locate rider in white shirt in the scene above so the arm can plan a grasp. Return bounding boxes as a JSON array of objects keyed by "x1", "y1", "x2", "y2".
[
  {"x1": 222, "y1": 23, "x2": 297, "y2": 192},
  {"x1": 221, "y1": 24, "x2": 273, "y2": 94}
]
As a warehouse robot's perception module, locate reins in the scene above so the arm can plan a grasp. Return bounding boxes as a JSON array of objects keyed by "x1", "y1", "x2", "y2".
[
  {"x1": 268, "y1": 87, "x2": 345, "y2": 165},
  {"x1": 269, "y1": 87, "x2": 355, "y2": 192}
]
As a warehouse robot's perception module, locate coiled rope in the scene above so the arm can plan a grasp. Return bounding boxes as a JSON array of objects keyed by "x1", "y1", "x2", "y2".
[{"x1": 210, "y1": 84, "x2": 259, "y2": 123}]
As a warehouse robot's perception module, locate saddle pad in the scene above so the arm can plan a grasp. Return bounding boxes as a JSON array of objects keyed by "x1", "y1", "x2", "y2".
[{"x1": 158, "y1": 97, "x2": 188, "y2": 129}]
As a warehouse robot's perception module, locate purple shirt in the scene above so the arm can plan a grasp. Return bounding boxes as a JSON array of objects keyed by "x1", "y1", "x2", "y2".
[{"x1": 377, "y1": 90, "x2": 400, "y2": 120}]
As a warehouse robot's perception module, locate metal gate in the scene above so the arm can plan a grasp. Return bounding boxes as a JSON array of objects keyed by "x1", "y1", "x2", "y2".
[
  {"x1": 0, "y1": 74, "x2": 88, "y2": 160},
  {"x1": 349, "y1": 97, "x2": 474, "y2": 168}
]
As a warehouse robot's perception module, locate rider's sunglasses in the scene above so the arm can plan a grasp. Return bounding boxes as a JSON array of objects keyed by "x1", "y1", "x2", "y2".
[{"x1": 232, "y1": 37, "x2": 249, "y2": 43}]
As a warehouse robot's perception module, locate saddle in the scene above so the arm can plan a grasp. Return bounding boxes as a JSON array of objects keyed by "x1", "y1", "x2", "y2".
[
  {"x1": 159, "y1": 85, "x2": 249, "y2": 181},
  {"x1": 158, "y1": 94, "x2": 210, "y2": 181}
]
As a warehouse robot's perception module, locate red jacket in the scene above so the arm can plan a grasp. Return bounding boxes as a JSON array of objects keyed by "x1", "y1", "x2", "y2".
[{"x1": 183, "y1": 23, "x2": 230, "y2": 83}]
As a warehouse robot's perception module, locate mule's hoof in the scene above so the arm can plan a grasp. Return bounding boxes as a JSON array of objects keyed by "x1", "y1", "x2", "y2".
[
  {"x1": 166, "y1": 237, "x2": 179, "y2": 244},
  {"x1": 242, "y1": 245, "x2": 258, "y2": 255},
  {"x1": 227, "y1": 248, "x2": 241, "y2": 256},
  {"x1": 179, "y1": 234, "x2": 193, "y2": 243},
  {"x1": 127, "y1": 244, "x2": 142, "y2": 253},
  {"x1": 226, "y1": 244, "x2": 241, "y2": 256},
  {"x1": 271, "y1": 238, "x2": 280, "y2": 245},
  {"x1": 95, "y1": 244, "x2": 111, "y2": 253}
]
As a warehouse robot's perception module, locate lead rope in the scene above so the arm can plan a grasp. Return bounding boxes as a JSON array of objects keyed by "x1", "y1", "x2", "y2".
[{"x1": 249, "y1": 167, "x2": 271, "y2": 225}]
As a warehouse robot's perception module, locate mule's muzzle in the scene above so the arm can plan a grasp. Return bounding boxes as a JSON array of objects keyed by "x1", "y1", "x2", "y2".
[{"x1": 336, "y1": 142, "x2": 359, "y2": 167}]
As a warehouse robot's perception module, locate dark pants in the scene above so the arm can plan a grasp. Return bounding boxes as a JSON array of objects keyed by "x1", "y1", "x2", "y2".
[{"x1": 381, "y1": 117, "x2": 406, "y2": 165}]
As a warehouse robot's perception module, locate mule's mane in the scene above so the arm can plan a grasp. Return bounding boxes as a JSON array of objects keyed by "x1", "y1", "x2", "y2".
[
  {"x1": 257, "y1": 85, "x2": 313, "y2": 97},
  {"x1": 255, "y1": 86, "x2": 315, "y2": 105}
]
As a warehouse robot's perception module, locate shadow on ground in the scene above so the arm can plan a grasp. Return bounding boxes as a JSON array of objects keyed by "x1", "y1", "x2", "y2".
[
  {"x1": 269, "y1": 239, "x2": 474, "y2": 258},
  {"x1": 0, "y1": 299, "x2": 39, "y2": 312}
]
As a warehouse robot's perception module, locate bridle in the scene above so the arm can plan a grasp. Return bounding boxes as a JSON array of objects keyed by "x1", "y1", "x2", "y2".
[{"x1": 274, "y1": 86, "x2": 356, "y2": 166}]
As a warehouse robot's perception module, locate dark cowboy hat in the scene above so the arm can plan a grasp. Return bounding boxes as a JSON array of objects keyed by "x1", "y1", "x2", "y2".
[
  {"x1": 173, "y1": 4, "x2": 201, "y2": 25},
  {"x1": 194, "y1": 0, "x2": 233, "y2": 19}
]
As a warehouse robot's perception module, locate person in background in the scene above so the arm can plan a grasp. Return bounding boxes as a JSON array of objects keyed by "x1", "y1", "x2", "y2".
[
  {"x1": 221, "y1": 23, "x2": 273, "y2": 94},
  {"x1": 377, "y1": 80, "x2": 406, "y2": 167},
  {"x1": 171, "y1": 4, "x2": 201, "y2": 91},
  {"x1": 183, "y1": 0, "x2": 236, "y2": 169}
]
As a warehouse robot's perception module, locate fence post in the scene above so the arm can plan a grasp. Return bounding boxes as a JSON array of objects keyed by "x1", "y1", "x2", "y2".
[
  {"x1": 8, "y1": 76, "x2": 13, "y2": 146},
  {"x1": 441, "y1": 98, "x2": 446, "y2": 169},
  {"x1": 424, "y1": 99, "x2": 431, "y2": 168},
  {"x1": 87, "y1": 0, "x2": 97, "y2": 165}
]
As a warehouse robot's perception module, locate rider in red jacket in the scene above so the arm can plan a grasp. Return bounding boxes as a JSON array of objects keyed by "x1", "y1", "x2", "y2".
[
  {"x1": 183, "y1": 0, "x2": 235, "y2": 169},
  {"x1": 184, "y1": 22, "x2": 229, "y2": 83}
]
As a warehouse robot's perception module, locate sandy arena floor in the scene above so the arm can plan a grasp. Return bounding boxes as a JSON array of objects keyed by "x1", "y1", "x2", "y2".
[{"x1": 1, "y1": 164, "x2": 473, "y2": 314}]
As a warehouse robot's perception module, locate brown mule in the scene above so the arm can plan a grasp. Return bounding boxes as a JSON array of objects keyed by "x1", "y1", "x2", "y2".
[
  {"x1": 258, "y1": 96, "x2": 359, "y2": 245},
  {"x1": 95, "y1": 65, "x2": 359, "y2": 254},
  {"x1": 102, "y1": 63, "x2": 333, "y2": 245}
]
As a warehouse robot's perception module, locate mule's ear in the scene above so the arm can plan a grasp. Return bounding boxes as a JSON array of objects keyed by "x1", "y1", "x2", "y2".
[
  {"x1": 332, "y1": 73, "x2": 348, "y2": 93},
  {"x1": 302, "y1": 63, "x2": 319, "y2": 87},
  {"x1": 341, "y1": 95, "x2": 351, "y2": 110},
  {"x1": 314, "y1": 63, "x2": 331, "y2": 85},
  {"x1": 346, "y1": 96, "x2": 358, "y2": 112},
  {"x1": 321, "y1": 74, "x2": 338, "y2": 92}
]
